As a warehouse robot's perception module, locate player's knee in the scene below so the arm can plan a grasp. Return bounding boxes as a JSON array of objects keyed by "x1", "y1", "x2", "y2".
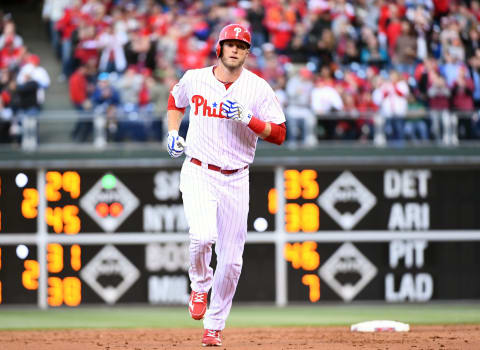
[
  {"x1": 225, "y1": 261, "x2": 243, "y2": 280},
  {"x1": 190, "y1": 237, "x2": 214, "y2": 252}
]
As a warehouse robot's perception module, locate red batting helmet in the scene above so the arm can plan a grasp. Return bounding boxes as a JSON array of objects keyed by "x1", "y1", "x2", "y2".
[{"x1": 215, "y1": 24, "x2": 251, "y2": 58}]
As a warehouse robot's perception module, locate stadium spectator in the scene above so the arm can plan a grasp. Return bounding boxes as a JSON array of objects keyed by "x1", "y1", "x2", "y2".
[
  {"x1": 355, "y1": 88, "x2": 378, "y2": 142},
  {"x1": 285, "y1": 67, "x2": 315, "y2": 146},
  {"x1": 428, "y1": 25, "x2": 443, "y2": 60},
  {"x1": 124, "y1": 28, "x2": 156, "y2": 71},
  {"x1": 330, "y1": 0, "x2": 355, "y2": 39},
  {"x1": 70, "y1": 63, "x2": 93, "y2": 142},
  {"x1": 176, "y1": 34, "x2": 213, "y2": 72},
  {"x1": 360, "y1": 28, "x2": 389, "y2": 69},
  {"x1": 97, "y1": 23, "x2": 128, "y2": 74},
  {"x1": 69, "y1": 63, "x2": 90, "y2": 111},
  {"x1": 469, "y1": 48, "x2": 480, "y2": 108},
  {"x1": 15, "y1": 73, "x2": 40, "y2": 117},
  {"x1": 373, "y1": 71, "x2": 409, "y2": 143},
  {"x1": 73, "y1": 14, "x2": 100, "y2": 68},
  {"x1": 405, "y1": 94, "x2": 429, "y2": 142},
  {"x1": 284, "y1": 23, "x2": 309, "y2": 64},
  {"x1": 42, "y1": 0, "x2": 70, "y2": 59},
  {"x1": 17, "y1": 54, "x2": 50, "y2": 108},
  {"x1": 463, "y1": 25, "x2": 480, "y2": 60},
  {"x1": 427, "y1": 70, "x2": 451, "y2": 141},
  {"x1": 309, "y1": 27, "x2": 335, "y2": 70},
  {"x1": 116, "y1": 65, "x2": 142, "y2": 113},
  {"x1": 450, "y1": 67, "x2": 476, "y2": 139},
  {"x1": 247, "y1": 0, "x2": 268, "y2": 49},
  {"x1": 258, "y1": 43, "x2": 285, "y2": 87},
  {"x1": 0, "y1": 30, "x2": 25, "y2": 72},
  {"x1": 91, "y1": 72, "x2": 120, "y2": 141},
  {"x1": 0, "y1": 20, "x2": 23, "y2": 50},
  {"x1": 311, "y1": 68, "x2": 344, "y2": 140},
  {"x1": 392, "y1": 20, "x2": 418, "y2": 75},
  {"x1": 6, "y1": 72, "x2": 39, "y2": 145},
  {"x1": 0, "y1": 67, "x2": 13, "y2": 143},
  {"x1": 114, "y1": 66, "x2": 153, "y2": 142},
  {"x1": 146, "y1": 70, "x2": 169, "y2": 141},
  {"x1": 55, "y1": 1, "x2": 82, "y2": 80},
  {"x1": 340, "y1": 37, "x2": 360, "y2": 67},
  {"x1": 263, "y1": 0, "x2": 297, "y2": 54}
]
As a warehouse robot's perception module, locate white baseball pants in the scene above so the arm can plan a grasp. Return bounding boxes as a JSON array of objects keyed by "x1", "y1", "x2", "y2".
[{"x1": 180, "y1": 158, "x2": 249, "y2": 331}]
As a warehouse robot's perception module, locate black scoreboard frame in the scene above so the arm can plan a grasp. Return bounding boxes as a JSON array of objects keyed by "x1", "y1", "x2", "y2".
[{"x1": 0, "y1": 158, "x2": 479, "y2": 307}]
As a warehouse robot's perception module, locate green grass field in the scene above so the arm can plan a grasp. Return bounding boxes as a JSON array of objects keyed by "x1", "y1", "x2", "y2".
[{"x1": 1, "y1": 303, "x2": 480, "y2": 330}]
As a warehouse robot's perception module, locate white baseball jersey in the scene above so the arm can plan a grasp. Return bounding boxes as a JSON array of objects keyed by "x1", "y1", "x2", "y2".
[
  {"x1": 173, "y1": 65, "x2": 285, "y2": 331},
  {"x1": 171, "y1": 66, "x2": 285, "y2": 169}
]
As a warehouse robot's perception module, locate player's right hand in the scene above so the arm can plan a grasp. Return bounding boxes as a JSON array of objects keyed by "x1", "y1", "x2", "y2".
[{"x1": 167, "y1": 130, "x2": 186, "y2": 158}]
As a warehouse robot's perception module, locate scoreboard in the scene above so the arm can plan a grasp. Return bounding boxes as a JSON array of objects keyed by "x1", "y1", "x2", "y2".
[{"x1": 0, "y1": 164, "x2": 479, "y2": 306}]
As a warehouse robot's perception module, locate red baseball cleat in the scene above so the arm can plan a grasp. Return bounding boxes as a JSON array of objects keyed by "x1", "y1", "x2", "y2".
[
  {"x1": 202, "y1": 329, "x2": 222, "y2": 347},
  {"x1": 188, "y1": 291, "x2": 208, "y2": 320}
]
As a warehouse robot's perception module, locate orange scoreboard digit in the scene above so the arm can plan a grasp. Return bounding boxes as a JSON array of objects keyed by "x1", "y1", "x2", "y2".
[
  {"x1": 45, "y1": 171, "x2": 81, "y2": 234},
  {"x1": 268, "y1": 169, "x2": 321, "y2": 233}
]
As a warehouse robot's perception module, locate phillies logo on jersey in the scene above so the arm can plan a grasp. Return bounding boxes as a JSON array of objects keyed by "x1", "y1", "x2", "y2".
[{"x1": 192, "y1": 95, "x2": 225, "y2": 118}]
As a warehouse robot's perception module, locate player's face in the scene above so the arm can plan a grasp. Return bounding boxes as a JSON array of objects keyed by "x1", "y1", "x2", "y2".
[{"x1": 220, "y1": 40, "x2": 249, "y2": 70}]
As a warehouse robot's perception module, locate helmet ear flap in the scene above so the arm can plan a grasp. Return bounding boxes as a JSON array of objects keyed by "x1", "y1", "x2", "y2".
[{"x1": 216, "y1": 41, "x2": 222, "y2": 58}]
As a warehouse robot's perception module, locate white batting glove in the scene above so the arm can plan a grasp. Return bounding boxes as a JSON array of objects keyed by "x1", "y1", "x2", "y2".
[
  {"x1": 221, "y1": 99, "x2": 252, "y2": 125},
  {"x1": 166, "y1": 130, "x2": 186, "y2": 158}
]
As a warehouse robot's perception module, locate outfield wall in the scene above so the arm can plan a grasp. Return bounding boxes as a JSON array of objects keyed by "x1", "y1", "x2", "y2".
[{"x1": 0, "y1": 156, "x2": 479, "y2": 307}]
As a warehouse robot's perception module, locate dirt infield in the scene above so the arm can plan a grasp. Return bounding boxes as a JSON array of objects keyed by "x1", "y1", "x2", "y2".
[{"x1": 1, "y1": 325, "x2": 479, "y2": 349}]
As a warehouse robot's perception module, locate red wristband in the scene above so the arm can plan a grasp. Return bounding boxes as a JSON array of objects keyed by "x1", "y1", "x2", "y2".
[{"x1": 248, "y1": 116, "x2": 266, "y2": 134}]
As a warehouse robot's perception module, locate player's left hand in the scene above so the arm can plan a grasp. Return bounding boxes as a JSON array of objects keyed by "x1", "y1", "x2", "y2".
[{"x1": 220, "y1": 99, "x2": 252, "y2": 125}]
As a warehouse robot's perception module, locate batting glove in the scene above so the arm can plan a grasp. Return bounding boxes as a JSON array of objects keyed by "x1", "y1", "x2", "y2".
[
  {"x1": 221, "y1": 99, "x2": 252, "y2": 125},
  {"x1": 167, "y1": 130, "x2": 186, "y2": 158}
]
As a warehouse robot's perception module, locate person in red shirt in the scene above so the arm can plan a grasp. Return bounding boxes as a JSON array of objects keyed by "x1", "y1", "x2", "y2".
[
  {"x1": 69, "y1": 64, "x2": 90, "y2": 110},
  {"x1": 264, "y1": 2, "x2": 297, "y2": 53},
  {"x1": 56, "y1": 5, "x2": 82, "y2": 79},
  {"x1": 69, "y1": 64, "x2": 93, "y2": 142},
  {"x1": 176, "y1": 35, "x2": 214, "y2": 71}
]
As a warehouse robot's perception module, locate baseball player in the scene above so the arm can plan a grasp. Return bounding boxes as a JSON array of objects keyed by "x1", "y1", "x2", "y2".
[{"x1": 166, "y1": 24, "x2": 286, "y2": 347}]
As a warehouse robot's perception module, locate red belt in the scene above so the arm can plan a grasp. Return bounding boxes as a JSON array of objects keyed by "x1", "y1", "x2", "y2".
[{"x1": 190, "y1": 158, "x2": 248, "y2": 175}]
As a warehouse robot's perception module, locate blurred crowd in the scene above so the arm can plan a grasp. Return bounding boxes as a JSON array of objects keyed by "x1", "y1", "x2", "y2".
[
  {"x1": 5, "y1": 0, "x2": 480, "y2": 145},
  {"x1": 0, "y1": 11, "x2": 50, "y2": 143}
]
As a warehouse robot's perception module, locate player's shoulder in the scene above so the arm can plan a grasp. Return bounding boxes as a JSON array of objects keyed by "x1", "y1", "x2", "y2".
[
  {"x1": 183, "y1": 66, "x2": 213, "y2": 79},
  {"x1": 242, "y1": 68, "x2": 263, "y2": 82},
  {"x1": 242, "y1": 68, "x2": 273, "y2": 90}
]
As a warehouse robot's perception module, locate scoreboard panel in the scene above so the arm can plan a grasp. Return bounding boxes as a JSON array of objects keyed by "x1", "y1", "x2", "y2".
[
  {"x1": 2, "y1": 167, "x2": 479, "y2": 235},
  {"x1": 282, "y1": 167, "x2": 480, "y2": 232},
  {"x1": 286, "y1": 240, "x2": 480, "y2": 303},
  {"x1": 0, "y1": 168, "x2": 274, "y2": 235},
  {"x1": 0, "y1": 164, "x2": 479, "y2": 306},
  {"x1": 0, "y1": 243, "x2": 275, "y2": 305},
  {"x1": 0, "y1": 245, "x2": 37, "y2": 304},
  {"x1": 0, "y1": 171, "x2": 37, "y2": 234}
]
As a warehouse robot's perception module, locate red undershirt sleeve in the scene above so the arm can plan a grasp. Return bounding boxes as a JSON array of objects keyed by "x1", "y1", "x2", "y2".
[
  {"x1": 394, "y1": 86, "x2": 405, "y2": 97},
  {"x1": 168, "y1": 93, "x2": 186, "y2": 113},
  {"x1": 248, "y1": 116, "x2": 286, "y2": 145},
  {"x1": 264, "y1": 122, "x2": 286, "y2": 145}
]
